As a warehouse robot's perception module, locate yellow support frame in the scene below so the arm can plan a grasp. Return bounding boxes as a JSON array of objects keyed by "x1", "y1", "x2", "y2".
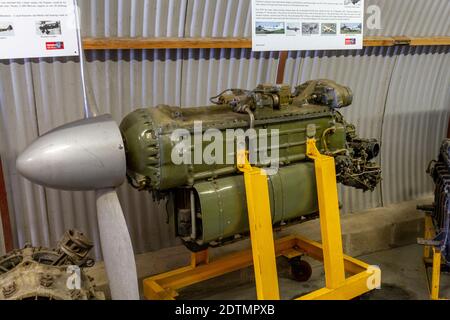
[
  {"x1": 422, "y1": 214, "x2": 448, "y2": 300},
  {"x1": 305, "y1": 138, "x2": 346, "y2": 289},
  {"x1": 236, "y1": 151, "x2": 280, "y2": 300},
  {"x1": 143, "y1": 139, "x2": 380, "y2": 300}
]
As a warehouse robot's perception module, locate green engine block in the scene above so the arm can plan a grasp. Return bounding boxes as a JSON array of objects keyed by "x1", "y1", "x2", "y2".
[{"x1": 120, "y1": 80, "x2": 381, "y2": 251}]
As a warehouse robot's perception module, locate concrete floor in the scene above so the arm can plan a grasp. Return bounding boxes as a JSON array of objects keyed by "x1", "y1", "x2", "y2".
[{"x1": 177, "y1": 245, "x2": 449, "y2": 300}]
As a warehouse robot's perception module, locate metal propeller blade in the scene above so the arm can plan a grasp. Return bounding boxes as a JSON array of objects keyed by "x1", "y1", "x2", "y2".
[
  {"x1": 96, "y1": 188, "x2": 139, "y2": 300},
  {"x1": 16, "y1": 115, "x2": 140, "y2": 300}
]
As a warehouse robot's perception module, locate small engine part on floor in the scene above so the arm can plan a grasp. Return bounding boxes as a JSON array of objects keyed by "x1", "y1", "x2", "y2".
[{"x1": 0, "y1": 230, "x2": 104, "y2": 300}]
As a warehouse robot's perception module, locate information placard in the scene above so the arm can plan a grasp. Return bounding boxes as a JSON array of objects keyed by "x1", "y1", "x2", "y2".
[
  {"x1": 0, "y1": 0, "x2": 79, "y2": 59},
  {"x1": 252, "y1": 0, "x2": 364, "y2": 51}
]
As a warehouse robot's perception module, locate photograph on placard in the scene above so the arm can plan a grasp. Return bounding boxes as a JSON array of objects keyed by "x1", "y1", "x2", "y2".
[
  {"x1": 286, "y1": 23, "x2": 301, "y2": 36},
  {"x1": 36, "y1": 20, "x2": 62, "y2": 35},
  {"x1": 340, "y1": 23, "x2": 362, "y2": 34},
  {"x1": 255, "y1": 21, "x2": 285, "y2": 35},
  {"x1": 0, "y1": 23, "x2": 14, "y2": 36},
  {"x1": 321, "y1": 23, "x2": 337, "y2": 35},
  {"x1": 302, "y1": 23, "x2": 320, "y2": 35}
]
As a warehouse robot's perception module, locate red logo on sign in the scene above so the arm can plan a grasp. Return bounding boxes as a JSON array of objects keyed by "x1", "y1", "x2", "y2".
[
  {"x1": 46, "y1": 42, "x2": 65, "y2": 50},
  {"x1": 345, "y1": 38, "x2": 356, "y2": 45}
]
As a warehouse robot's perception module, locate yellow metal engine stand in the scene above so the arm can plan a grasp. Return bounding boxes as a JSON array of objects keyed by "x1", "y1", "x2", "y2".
[
  {"x1": 143, "y1": 138, "x2": 381, "y2": 300},
  {"x1": 422, "y1": 214, "x2": 448, "y2": 300}
]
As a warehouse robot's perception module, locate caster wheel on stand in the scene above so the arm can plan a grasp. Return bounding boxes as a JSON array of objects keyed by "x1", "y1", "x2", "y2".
[{"x1": 289, "y1": 257, "x2": 312, "y2": 282}]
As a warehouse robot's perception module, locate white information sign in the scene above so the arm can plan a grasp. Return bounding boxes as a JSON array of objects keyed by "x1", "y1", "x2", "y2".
[
  {"x1": 252, "y1": 0, "x2": 364, "y2": 51},
  {"x1": 0, "y1": 0, "x2": 79, "y2": 59}
]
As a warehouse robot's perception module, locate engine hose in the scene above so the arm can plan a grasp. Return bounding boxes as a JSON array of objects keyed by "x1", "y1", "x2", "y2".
[
  {"x1": 321, "y1": 127, "x2": 336, "y2": 152},
  {"x1": 245, "y1": 107, "x2": 255, "y2": 155},
  {"x1": 246, "y1": 107, "x2": 255, "y2": 130}
]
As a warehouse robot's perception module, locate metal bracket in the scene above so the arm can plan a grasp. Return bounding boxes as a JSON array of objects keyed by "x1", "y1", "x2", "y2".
[
  {"x1": 393, "y1": 37, "x2": 411, "y2": 46},
  {"x1": 422, "y1": 215, "x2": 449, "y2": 300},
  {"x1": 418, "y1": 238, "x2": 442, "y2": 247}
]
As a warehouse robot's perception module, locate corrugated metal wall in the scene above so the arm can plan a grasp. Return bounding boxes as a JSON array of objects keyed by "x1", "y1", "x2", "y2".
[{"x1": 0, "y1": 0, "x2": 449, "y2": 258}]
